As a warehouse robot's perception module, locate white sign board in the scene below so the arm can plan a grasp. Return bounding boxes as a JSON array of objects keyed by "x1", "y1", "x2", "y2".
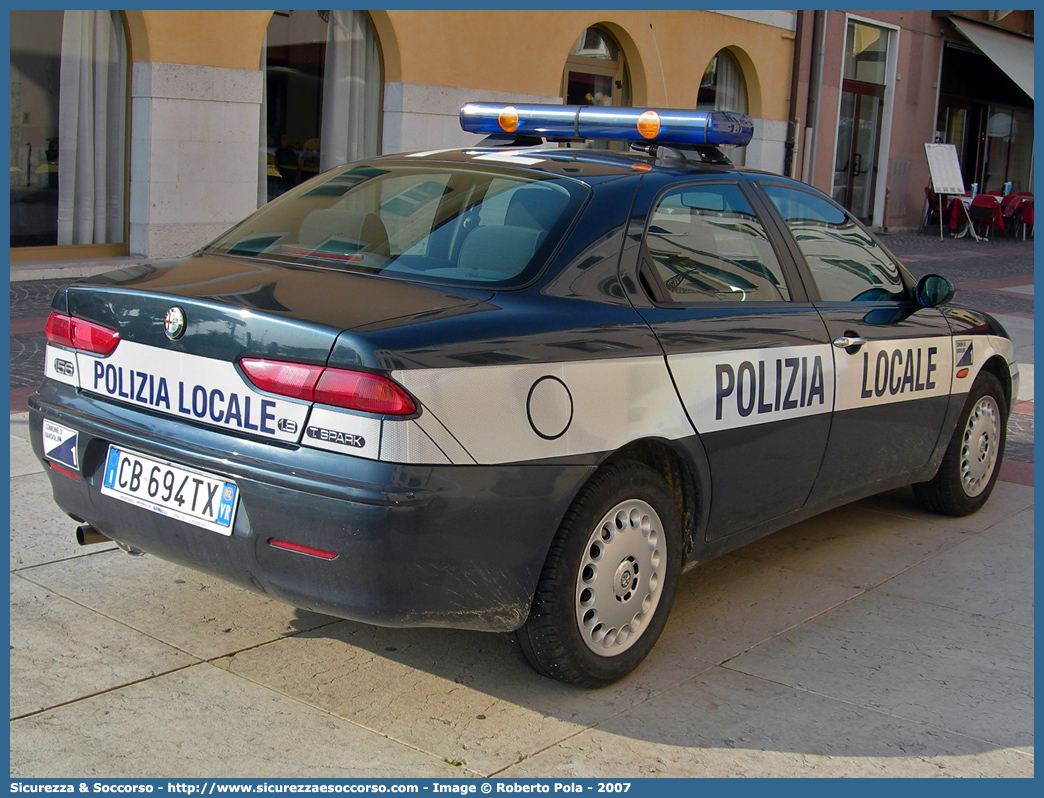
[{"x1": 924, "y1": 143, "x2": 965, "y2": 196}]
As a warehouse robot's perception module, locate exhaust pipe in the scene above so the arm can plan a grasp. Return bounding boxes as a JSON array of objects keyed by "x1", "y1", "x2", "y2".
[
  {"x1": 76, "y1": 525, "x2": 110, "y2": 546},
  {"x1": 75, "y1": 524, "x2": 144, "y2": 555}
]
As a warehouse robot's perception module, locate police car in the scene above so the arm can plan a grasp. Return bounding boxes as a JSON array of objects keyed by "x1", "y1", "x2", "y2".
[{"x1": 30, "y1": 103, "x2": 1018, "y2": 687}]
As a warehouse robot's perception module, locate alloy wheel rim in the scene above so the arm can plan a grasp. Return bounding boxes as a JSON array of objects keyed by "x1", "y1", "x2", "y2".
[
  {"x1": 575, "y1": 499, "x2": 666, "y2": 656},
  {"x1": 960, "y1": 395, "x2": 1000, "y2": 497}
]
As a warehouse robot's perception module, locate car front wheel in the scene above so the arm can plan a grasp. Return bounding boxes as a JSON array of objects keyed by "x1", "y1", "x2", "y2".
[
  {"x1": 516, "y1": 461, "x2": 682, "y2": 687},
  {"x1": 913, "y1": 371, "x2": 1007, "y2": 516}
]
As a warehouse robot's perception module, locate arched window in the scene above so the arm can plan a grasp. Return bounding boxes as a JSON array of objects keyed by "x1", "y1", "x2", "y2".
[
  {"x1": 10, "y1": 10, "x2": 128, "y2": 249},
  {"x1": 563, "y1": 27, "x2": 630, "y2": 108},
  {"x1": 697, "y1": 48, "x2": 748, "y2": 165},
  {"x1": 261, "y1": 10, "x2": 382, "y2": 203},
  {"x1": 697, "y1": 48, "x2": 748, "y2": 114}
]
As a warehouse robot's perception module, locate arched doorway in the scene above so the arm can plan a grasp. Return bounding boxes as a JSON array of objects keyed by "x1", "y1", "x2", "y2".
[{"x1": 261, "y1": 10, "x2": 382, "y2": 203}]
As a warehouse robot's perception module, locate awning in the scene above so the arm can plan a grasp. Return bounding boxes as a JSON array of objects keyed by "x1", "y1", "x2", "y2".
[{"x1": 951, "y1": 18, "x2": 1034, "y2": 100}]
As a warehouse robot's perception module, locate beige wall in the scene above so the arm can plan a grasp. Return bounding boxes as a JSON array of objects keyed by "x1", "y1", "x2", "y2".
[
  {"x1": 381, "y1": 10, "x2": 794, "y2": 120},
  {"x1": 125, "y1": 10, "x2": 795, "y2": 123},
  {"x1": 121, "y1": 9, "x2": 799, "y2": 193},
  {"x1": 21, "y1": 9, "x2": 800, "y2": 260},
  {"x1": 124, "y1": 11, "x2": 271, "y2": 68}
]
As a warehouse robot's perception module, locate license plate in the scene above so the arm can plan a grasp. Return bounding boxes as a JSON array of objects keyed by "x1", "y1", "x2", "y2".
[{"x1": 101, "y1": 445, "x2": 238, "y2": 535}]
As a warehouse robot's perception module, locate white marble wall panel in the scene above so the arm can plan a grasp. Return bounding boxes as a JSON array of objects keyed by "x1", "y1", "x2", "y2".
[
  {"x1": 130, "y1": 62, "x2": 262, "y2": 259},
  {"x1": 382, "y1": 82, "x2": 561, "y2": 154},
  {"x1": 745, "y1": 118, "x2": 788, "y2": 175}
]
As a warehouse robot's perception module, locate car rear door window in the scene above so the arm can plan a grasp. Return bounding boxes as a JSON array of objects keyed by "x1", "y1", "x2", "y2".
[
  {"x1": 643, "y1": 183, "x2": 789, "y2": 303},
  {"x1": 761, "y1": 185, "x2": 904, "y2": 302}
]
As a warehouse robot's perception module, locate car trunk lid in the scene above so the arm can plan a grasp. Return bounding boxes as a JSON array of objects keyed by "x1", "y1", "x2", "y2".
[{"x1": 52, "y1": 255, "x2": 491, "y2": 445}]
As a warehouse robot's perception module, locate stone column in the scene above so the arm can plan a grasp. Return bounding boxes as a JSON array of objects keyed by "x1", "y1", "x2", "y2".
[{"x1": 129, "y1": 62, "x2": 262, "y2": 258}]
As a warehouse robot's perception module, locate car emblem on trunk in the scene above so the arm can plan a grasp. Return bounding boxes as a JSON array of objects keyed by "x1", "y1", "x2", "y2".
[{"x1": 163, "y1": 307, "x2": 186, "y2": 340}]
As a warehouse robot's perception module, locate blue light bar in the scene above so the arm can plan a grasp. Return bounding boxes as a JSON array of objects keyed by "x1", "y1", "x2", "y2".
[{"x1": 460, "y1": 102, "x2": 754, "y2": 147}]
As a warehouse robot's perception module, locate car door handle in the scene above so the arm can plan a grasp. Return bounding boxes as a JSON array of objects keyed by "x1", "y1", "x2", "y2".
[{"x1": 833, "y1": 336, "x2": 867, "y2": 350}]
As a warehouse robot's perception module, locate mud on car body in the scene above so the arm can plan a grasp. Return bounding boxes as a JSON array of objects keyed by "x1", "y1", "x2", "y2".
[{"x1": 31, "y1": 104, "x2": 1019, "y2": 686}]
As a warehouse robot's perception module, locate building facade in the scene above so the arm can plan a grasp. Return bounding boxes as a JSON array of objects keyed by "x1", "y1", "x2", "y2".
[
  {"x1": 9, "y1": 9, "x2": 1033, "y2": 268},
  {"x1": 788, "y1": 9, "x2": 1034, "y2": 230},
  {"x1": 9, "y1": 9, "x2": 798, "y2": 264}
]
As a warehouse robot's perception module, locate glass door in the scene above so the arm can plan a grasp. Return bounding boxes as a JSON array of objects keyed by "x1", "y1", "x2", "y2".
[{"x1": 833, "y1": 82, "x2": 883, "y2": 224}]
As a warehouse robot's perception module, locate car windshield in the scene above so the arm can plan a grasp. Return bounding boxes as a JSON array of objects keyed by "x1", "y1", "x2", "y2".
[{"x1": 204, "y1": 162, "x2": 588, "y2": 288}]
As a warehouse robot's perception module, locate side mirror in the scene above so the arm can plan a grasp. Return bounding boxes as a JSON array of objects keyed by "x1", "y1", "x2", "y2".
[{"x1": 915, "y1": 274, "x2": 955, "y2": 308}]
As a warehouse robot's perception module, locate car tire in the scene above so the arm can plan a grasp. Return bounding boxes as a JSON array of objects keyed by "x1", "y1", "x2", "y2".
[
  {"x1": 516, "y1": 461, "x2": 683, "y2": 687},
  {"x1": 913, "y1": 371, "x2": 1007, "y2": 517}
]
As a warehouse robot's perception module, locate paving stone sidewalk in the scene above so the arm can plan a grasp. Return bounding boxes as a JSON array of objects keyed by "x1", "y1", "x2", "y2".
[{"x1": 10, "y1": 412, "x2": 1034, "y2": 776}]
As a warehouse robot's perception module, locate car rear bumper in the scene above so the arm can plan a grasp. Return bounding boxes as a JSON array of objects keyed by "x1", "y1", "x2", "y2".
[{"x1": 29, "y1": 382, "x2": 592, "y2": 632}]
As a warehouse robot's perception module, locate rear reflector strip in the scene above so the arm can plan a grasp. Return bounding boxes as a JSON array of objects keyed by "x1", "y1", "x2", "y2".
[
  {"x1": 48, "y1": 461, "x2": 81, "y2": 481},
  {"x1": 267, "y1": 538, "x2": 338, "y2": 561}
]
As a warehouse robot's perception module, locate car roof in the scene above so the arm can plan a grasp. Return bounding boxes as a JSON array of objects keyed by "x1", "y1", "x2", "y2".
[{"x1": 371, "y1": 144, "x2": 773, "y2": 185}]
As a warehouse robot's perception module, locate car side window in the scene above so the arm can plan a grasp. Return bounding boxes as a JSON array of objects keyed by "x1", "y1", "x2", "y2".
[
  {"x1": 761, "y1": 185, "x2": 904, "y2": 302},
  {"x1": 643, "y1": 183, "x2": 789, "y2": 303}
]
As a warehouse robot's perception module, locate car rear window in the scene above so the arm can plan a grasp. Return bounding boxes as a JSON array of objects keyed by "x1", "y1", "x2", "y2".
[{"x1": 205, "y1": 163, "x2": 589, "y2": 288}]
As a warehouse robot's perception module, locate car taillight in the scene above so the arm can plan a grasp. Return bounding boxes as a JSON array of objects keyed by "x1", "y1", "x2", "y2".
[
  {"x1": 238, "y1": 359, "x2": 323, "y2": 401},
  {"x1": 314, "y1": 369, "x2": 416, "y2": 415},
  {"x1": 240, "y1": 358, "x2": 416, "y2": 416},
  {"x1": 45, "y1": 312, "x2": 120, "y2": 356}
]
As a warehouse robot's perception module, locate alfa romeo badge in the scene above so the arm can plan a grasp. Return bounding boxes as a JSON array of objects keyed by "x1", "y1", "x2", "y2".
[{"x1": 163, "y1": 306, "x2": 186, "y2": 340}]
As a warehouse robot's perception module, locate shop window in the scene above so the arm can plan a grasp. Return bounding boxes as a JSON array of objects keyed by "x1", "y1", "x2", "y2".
[
  {"x1": 10, "y1": 10, "x2": 128, "y2": 249},
  {"x1": 697, "y1": 49, "x2": 748, "y2": 166},
  {"x1": 261, "y1": 10, "x2": 382, "y2": 204},
  {"x1": 563, "y1": 27, "x2": 629, "y2": 108},
  {"x1": 843, "y1": 22, "x2": 888, "y2": 86},
  {"x1": 561, "y1": 27, "x2": 630, "y2": 151},
  {"x1": 936, "y1": 44, "x2": 1034, "y2": 194},
  {"x1": 696, "y1": 49, "x2": 748, "y2": 115},
  {"x1": 963, "y1": 105, "x2": 1034, "y2": 194},
  {"x1": 1001, "y1": 108, "x2": 1034, "y2": 194}
]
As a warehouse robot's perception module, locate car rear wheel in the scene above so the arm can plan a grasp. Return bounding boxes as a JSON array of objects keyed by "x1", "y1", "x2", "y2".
[
  {"x1": 913, "y1": 371, "x2": 1007, "y2": 516},
  {"x1": 516, "y1": 461, "x2": 682, "y2": 687}
]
